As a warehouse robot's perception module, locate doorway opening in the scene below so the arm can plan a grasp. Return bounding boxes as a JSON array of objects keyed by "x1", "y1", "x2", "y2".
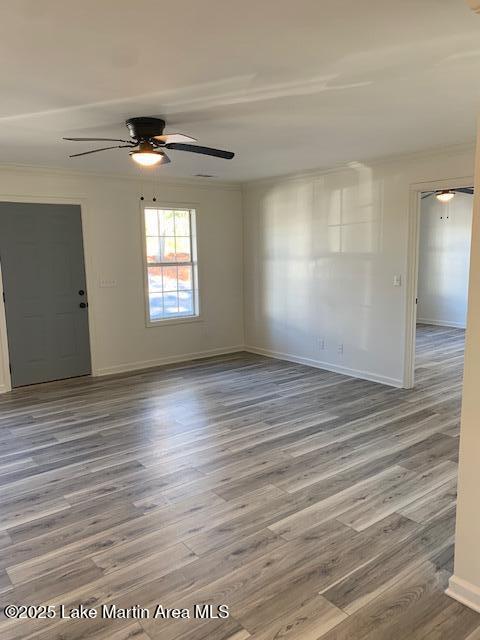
[
  {"x1": 414, "y1": 187, "x2": 473, "y2": 390},
  {"x1": 0, "y1": 201, "x2": 92, "y2": 387}
]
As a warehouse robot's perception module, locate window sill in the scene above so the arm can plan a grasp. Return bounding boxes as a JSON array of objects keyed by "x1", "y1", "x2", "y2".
[{"x1": 146, "y1": 315, "x2": 203, "y2": 328}]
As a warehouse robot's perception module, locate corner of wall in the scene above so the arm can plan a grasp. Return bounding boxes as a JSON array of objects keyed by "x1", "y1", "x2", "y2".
[{"x1": 446, "y1": 575, "x2": 480, "y2": 614}]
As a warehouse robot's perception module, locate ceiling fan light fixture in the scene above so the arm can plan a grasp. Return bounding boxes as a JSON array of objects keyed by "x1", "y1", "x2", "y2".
[
  {"x1": 436, "y1": 190, "x2": 455, "y2": 203},
  {"x1": 130, "y1": 141, "x2": 164, "y2": 167},
  {"x1": 130, "y1": 151, "x2": 162, "y2": 167}
]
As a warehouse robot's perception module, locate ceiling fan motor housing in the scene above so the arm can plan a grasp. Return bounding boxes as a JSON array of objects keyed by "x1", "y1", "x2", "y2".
[{"x1": 126, "y1": 117, "x2": 166, "y2": 141}]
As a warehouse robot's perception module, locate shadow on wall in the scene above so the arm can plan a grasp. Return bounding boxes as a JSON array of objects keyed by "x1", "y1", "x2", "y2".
[{"x1": 256, "y1": 161, "x2": 385, "y2": 361}]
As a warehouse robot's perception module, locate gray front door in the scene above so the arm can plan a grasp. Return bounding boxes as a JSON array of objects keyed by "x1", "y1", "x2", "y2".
[{"x1": 0, "y1": 202, "x2": 91, "y2": 387}]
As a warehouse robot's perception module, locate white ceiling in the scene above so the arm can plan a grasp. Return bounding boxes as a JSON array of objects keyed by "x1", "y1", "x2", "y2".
[{"x1": 1, "y1": 0, "x2": 480, "y2": 182}]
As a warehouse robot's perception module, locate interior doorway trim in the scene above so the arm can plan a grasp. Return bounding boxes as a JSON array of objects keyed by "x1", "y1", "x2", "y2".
[
  {"x1": 404, "y1": 175, "x2": 474, "y2": 388},
  {"x1": 0, "y1": 194, "x2": 98, "y2": 392}
]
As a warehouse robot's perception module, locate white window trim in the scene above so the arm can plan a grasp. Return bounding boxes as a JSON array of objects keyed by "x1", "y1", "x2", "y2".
[{"x1": 140, "y1": 201, "x2": 202, "y2": 327}]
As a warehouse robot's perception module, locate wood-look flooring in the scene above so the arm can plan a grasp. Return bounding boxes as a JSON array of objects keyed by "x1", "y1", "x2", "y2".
[{"x1": 0, "y1": 324, "x2": 478, "y2": 639}]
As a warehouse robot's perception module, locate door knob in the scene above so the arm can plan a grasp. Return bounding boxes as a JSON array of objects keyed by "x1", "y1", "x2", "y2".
[{"x1": 79, "y1": 302, "x2": 88, "y2": 308}]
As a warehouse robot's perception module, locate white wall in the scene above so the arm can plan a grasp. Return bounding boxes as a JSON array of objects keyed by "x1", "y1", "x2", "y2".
[
  {"x1": 243, "y1": 146, "x2": 475, "y2": 387},
  {"x1": 0, "y1": 166, "x2": 244, "y2": 392},
  {"x1": 447, "y1": 123, "x2": 480, "y2": 613},
  {"x1": 0, "y1": 145, "x2": 475, "y2": 394},
  {"x1": 417, "y1": 192, "x2": 472, "y2": 329}
]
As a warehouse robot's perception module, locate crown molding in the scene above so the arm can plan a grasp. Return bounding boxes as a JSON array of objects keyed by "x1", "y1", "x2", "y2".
[
  {"x1": 242, "y1": 141, "x2": 476, "y2": 190},
  {"x1": 0, "y1": 140, "x2": 475, "y2": 193},
  {"x1": 0, "y1": 162, "x2": 242, "y2": 191}
]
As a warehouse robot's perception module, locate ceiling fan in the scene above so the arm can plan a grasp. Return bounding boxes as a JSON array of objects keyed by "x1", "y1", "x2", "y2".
[
  {"x1": 421, "y1": 187, "x2": 474, "y2": 202},
  {"x1": 63, "y1": 117, "x2": 235, "y2": 167}
]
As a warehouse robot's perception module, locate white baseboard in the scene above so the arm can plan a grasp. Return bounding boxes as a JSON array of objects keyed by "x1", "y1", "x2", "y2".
[
  {"x1": 95, "y1": 345, "x2": 246, "y2": 377},
  {"x1": 0, "y1": 384, "x2": 10, "y2": 395},
  {"x1": 0, "y1": 344, "x2": 403, "y2": 390},
  {"x1": 417, "y1": 318, "x2": 466, "y2": 329},
  {"x1": 244, "y1": 345, "x2": 403, "y2": 388},
  {"x1": 446, "y1": 575, "x2": 480, "y2": 613}
]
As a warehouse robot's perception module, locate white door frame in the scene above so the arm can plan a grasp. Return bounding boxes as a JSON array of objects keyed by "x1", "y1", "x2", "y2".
[
  {"x1": 0, "y1": 194, "x2": 98, "y2": 393},
  {"x1": 403, "y1": 175, "x2": 474, "y2": 388}
]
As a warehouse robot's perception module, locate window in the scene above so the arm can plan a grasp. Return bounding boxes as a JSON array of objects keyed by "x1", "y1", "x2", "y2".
[{"x1": 143, "y1": 206, "x2": 199, "y2": 323}]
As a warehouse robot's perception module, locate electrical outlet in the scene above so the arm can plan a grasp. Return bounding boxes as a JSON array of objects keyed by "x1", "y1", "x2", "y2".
[
  {"x1": 338, "y1": 343, "x2": 344, "y2": 356},
  {"x1": 99, "y1": 278, "x2": 117, "y2": 288},
  {"x1": 317, "y1": 337, "x2": 325, "y2": 351}
]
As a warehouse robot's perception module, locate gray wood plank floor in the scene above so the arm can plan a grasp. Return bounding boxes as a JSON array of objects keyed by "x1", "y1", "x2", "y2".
[{"x1": 0, "y1": 324, "x2": 478, "y2": 639}]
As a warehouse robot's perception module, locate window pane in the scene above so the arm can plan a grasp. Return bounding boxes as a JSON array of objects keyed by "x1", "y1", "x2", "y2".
[
  {"x1": 144, "y1": 207, "x2": 198, "y2": 322},
  {"x1": 159, "y1": 210, "x2": 175, "y2": 236},
  {"x1": 163, "y1": 292, "x2": 179, "y2": 316},
  {"x1": 177, "y1": 265, "x2": 192, "y2": 290},
  {"x1": 160, "y1": 237, "x2": 176, "y2": 262},
  {"x1": 145, "y1": 209, "x2": 158, "y2": 236},
  {"x1": 175, "y1": 237, "x2": 191, "y2": 261},
  {"x1": 162, "y1": 265, "x2": 178, "y2": 291},
  {"x1": 149, "y1": 293, "x2": 164, "y2": 320},
  {"x1": 148, "y1": 266, "x2": 163, "y2": 292},
  {"x1": 175, "y1": 211, "x2": 190, "y2": 236},
  {"x1": 146, "y1": 237, "x2": 161, "y2": 263},
  {"x1": 178, "y1": 290, "x2": 194, "y2": 315}
]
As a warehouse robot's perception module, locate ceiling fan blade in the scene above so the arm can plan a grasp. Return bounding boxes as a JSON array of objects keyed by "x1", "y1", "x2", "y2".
[
  {"x1": 69, "y1": 145, "x2": 133, "y2": 158},
  {"x1": 64, "y1": 137, "x2": 132, "y2": 143},
  {"x1": 160, "y1": 152, "x2": 171, "y2": 164},
  {"x1": 153, "y1": 133, "x2": 198, "y2": 144},
  {"x1": 454, "y1": 187, "x2": 474, "y2": 195},
  {"x1": 165, "y1": 143, "x2": 234, "y2": 159}
]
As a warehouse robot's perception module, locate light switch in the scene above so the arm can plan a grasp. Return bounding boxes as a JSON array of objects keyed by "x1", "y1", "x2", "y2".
[
  {"x1": 99, "y1": 278, "x2": 117, "y2": 288},
  {"x1": 393, "y1": 275, "x2": 402, "y2": 287}
]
